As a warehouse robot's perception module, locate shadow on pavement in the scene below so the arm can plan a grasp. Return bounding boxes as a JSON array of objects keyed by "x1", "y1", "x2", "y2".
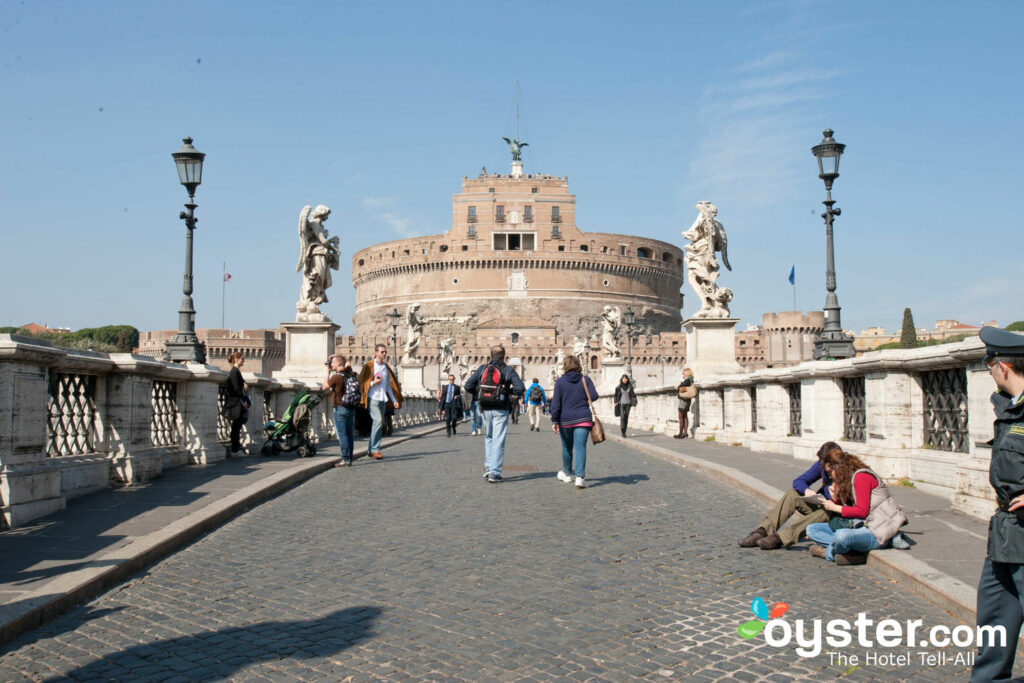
[
  {"x1": 45, "y1": 606, "x2": 382, "y2": 681},
  {"x1": 586, "y1": 473, "x2": 650, "y2": 488}
]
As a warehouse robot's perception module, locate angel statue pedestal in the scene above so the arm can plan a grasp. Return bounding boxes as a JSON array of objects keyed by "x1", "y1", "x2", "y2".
[
  {"x1": 600, "y1": 357, "x2": 627, "y2": 392},
  {"x1": 398, "y1": 359, "x2": 428, "y2": 398},
  {"x1": 683, "y1": 317, "x2": 743, "y2": 379},
  {"x1": 273, "y1": 321, "x2": 339, "y2": 386}
]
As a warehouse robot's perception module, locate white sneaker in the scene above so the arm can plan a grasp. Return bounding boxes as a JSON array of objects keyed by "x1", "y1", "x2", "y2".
[
  {"x1": 556, "y1": 471, "x2": 573, "y2": 483},
  {"x1": 574, "y1": 477, "x2": 586, "y2": 489}
]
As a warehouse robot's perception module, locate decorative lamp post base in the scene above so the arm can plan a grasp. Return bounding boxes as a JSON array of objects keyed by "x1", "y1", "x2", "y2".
[
  {"x1": 163, "y1": 336, "x2": 207, "y2": 364},
  {"x1": 813, "y1": 330, "x2": 856, "y2": 360}
]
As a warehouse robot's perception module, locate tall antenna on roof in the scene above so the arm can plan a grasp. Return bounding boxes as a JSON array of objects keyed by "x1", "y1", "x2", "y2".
[{"x1": 502, "y1": 77, "x2": 528, "y2": 178}]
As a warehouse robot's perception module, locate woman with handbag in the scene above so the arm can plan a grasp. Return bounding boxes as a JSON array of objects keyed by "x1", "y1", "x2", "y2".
[
  {"x1": 224, "y1": 352, "x2": 251, "y2": 455},
  {"x1": 550, "y1": 355, "x2": 601, "y2": 489},
  {"x1": 675, "y1": 368, "x2": 696, "y2": 439},
  {"x1": 613, "y1": 374, "x2": 637, "y2": 437}
]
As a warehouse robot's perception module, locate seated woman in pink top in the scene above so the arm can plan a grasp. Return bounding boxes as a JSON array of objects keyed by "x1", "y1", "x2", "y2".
[{"x1": 806, "y1": 447, "x2": 907, "y2": 565}]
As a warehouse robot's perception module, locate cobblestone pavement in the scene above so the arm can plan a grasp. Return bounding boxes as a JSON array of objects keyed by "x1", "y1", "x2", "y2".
[{"x1": 0, "y1": 424, "x2": 982, "y2": 681}]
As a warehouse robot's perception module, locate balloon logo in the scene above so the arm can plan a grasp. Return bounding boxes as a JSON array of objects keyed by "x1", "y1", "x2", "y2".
[{"x1": 737, "y1": 597, "x2": 790, "y2": 639}]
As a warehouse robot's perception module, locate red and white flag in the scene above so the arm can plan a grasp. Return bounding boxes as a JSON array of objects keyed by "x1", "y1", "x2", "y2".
[{"x1": 224, "y1": 273, "x2": 232, "y2": 282}]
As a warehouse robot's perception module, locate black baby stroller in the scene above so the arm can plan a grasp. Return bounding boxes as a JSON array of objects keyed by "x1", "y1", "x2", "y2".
[{"x1": 261, "y1": 389, "x2": 321, "y2": 457}]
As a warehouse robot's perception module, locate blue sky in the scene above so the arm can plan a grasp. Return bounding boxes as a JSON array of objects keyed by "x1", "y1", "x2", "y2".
[{"x1": 2, "y1": 1, "x2": 1021, "y2": 336}]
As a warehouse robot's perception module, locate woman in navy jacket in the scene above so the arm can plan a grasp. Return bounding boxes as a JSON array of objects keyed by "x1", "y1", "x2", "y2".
[{"x1": 550, "y1": 355, "x2": 599, "y2": 489}]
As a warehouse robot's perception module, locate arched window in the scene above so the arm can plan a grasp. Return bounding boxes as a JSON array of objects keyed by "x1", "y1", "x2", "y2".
[{"x1": 511, "y1": 332, "x2": 520, "y2": 344}]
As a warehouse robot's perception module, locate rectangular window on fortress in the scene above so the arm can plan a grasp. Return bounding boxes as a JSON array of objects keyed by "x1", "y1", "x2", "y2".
[
  {"x1": 496, "y1": 205, "x2": 505, "y2": 222},
  {"x1": 551, "y1": 206, "x2": 561, "y2": 222},
  {"x1": 524, "y1": 206, "x2": 533, "y2": 222},
  {"x1": 531, "y1": 187, "x2": 538, "y2": 193},
  {"x1": 493, "y1": 233, "x2": 535, "y2": 251},
  {"x1": 467, "y1": 206, "x2": 476, "y2": 221}
]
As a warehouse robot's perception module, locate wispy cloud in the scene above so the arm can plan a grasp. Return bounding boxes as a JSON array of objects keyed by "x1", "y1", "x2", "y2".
[
  {"x1": 362, "y1": 197, "x2": 419, "y2": 238},
  {"x1": 685, "y1": 49, "x2": 840, "y2": 209}
]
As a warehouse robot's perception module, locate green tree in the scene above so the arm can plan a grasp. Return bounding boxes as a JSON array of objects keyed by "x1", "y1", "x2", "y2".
[
  {"x1": 1007, "y1": 321, "x2": 1024, "y2": 332},
  {"x1": 900, "y1": 308, "x2": 918, "y2": 348}
]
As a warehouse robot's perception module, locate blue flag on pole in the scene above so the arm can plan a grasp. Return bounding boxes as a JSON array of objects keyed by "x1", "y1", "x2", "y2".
[{"x1": 788, "y1": 265, "x2": 795, "y2": 285}]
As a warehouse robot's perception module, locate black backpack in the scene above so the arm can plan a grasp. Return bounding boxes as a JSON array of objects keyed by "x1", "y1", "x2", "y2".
[
  {"x1": 476, "y1": 363, "x2": 508, "y2": 407},
  {"x1": 340, "y1": 372, "x2": 361, "y2": 407},
  {"x1": 529, "y1": 385, "x2": 543, "y2": 403}
]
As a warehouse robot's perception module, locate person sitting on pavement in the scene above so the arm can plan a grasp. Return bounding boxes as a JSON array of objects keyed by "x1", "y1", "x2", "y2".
[
  {"x1": 550, "y1": 355, "x2": 599, "y2": 489},
  {"x1": 805, "y1": 447, "x2": 907, "y2": 565},
  {"x1": 738, "y1": 441, "x2": 839, "y2": 550},
  {"x1": 524, "y1": 378, "x2": 547, "y2": 432},
  {"x1": 464, "y1": 345, "x2": 525, "y2": 483}
]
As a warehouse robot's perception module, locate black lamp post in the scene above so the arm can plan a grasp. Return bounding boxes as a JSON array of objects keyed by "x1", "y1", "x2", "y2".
[
  {"x1": 811, "y1": 129, "x2": 855, "y2": 360},
  {"x1": 623, "y1": 305, "x2": 637, "y2": 381},
  {"x1": 387, "y1": 308, "x2": 401, "y2": 365},
  {"x1": 163, "y1": 137, "x2": 207, "y2": 364}
]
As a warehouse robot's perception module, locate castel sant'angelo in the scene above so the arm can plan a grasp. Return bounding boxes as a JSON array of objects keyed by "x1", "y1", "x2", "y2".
[{"x1": 336, "y1": 140, "x2": 822, "y2": 390}]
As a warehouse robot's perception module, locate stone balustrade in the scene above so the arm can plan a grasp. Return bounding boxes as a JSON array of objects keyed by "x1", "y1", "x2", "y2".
[
  {"x1": 590, "y1": 336, "x2": 996, "y2": 519},
  {"x1": 0, "y1": 334, "x2": 440, "y2": 529}
]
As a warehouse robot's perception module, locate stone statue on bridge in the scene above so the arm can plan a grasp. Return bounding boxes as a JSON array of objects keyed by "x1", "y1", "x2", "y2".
[
  {"x1": 402, "y1": 303, "x2": 424, "y2": 363},
  {"x1": 439, "y1": 337, "x2": 456, "y2": 374},
  {"x1": 295, "y1": 205, "x2": 340, "y2": 322},
  {"x1": 683, "y1": 201, "x2": 733, "y2": 319},
  {"x1": 601, "y1": 306, "x2": 622, "y2": 359}
]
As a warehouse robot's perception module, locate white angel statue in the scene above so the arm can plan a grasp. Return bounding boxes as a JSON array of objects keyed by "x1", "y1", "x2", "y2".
[{"x1": 296, "y1": 205, "x2": 340, "y2": 321}]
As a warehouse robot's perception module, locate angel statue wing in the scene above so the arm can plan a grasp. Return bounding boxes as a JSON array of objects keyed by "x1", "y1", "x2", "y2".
[
  {"x1": 296, "y1": 205, "x2": 312, "y2": 273},
  {"x1": 714, "y1": 221, "x2": 732, "y2": 271},
  {"x1": 502, "y1": 136, "x2": 511, "y2": 145}
]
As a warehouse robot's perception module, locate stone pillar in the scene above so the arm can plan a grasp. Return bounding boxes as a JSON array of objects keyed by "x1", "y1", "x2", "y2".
[
  {"x1": 105, "y1": 354, "x2": 189, "y2": 485},
  {"x1": 750, "y1": 382, "x2": 790, "y2": 453},
  {"x1": 0, "y1": 335, "x2": 67, "y2": 528},
  {"x1": 275, "y1": 321, "x2": 340, "y2": 386},
  {"x1": 177, "y1": 363, "x2": 229, "y2": 464},
  {"x1": 600, "y1": 358, "x2": 626, "y2": 391},
  {"x1": 861, "y1": 368, "x2": 914, "y2": 479},
  {"x1": 954, "y1": 358, "x2": 999, "y2": 518},
  {"x1": 723, "y1": 386, "x2": 752, "y2": 437},
  {"x1": 802, "y1": 374, "x2": 843, "y2": 442},
  {"x1": 683, "y1": 318, "x2": 743, "y2": 378}
]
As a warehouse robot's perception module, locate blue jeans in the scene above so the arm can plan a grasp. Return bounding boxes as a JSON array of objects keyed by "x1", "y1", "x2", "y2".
[
  {"x1": 806, "y1": 522, "x2": 879, "y2": 561},
  {"x1": 470, "y1": 400, "x2": 483, "y2": 432},
  {"x1": 482, "y1": 409, "x2": 509, "y2": 476},
  {"x1": 368, "y1": 399, "x2": 386, "y2": 455},
  {"x1": 332, "y1": 406, "x2": 354, "y2": 462},
  {"x1": 559, "y1": 426, "x2": 590, "y2": 479}
]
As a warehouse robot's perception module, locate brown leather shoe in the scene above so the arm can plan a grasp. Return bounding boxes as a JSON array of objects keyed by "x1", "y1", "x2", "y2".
[
  {"x1": 758, "y1": 533, "x2": 784, "y2": 550},
  {"x1": 835, "y1": 551, "x2": 868, "y2": 566},
  {"x1": 738, "y1": 527, "x2": 768, "y2": 547},
  {"x1": 809, "y1": 544, "x2": 826, "y2": 559},
  {"x1": 370, "y1": 451, "x2": 384, "y2": 460}
]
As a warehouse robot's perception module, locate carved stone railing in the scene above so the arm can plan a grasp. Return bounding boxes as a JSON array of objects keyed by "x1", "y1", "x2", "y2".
[
  {"x1": 587, "y1": 336, "x2": 997, "y2": 520},
  {"x1": 0, "y1": 334, "x2": 442, "y2": 529}
]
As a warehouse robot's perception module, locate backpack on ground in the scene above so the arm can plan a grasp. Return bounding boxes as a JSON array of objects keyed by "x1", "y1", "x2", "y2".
[
  {"x1": 528, "y1": 385, "x2": 543, "y2": 403},
  {"x1": 341, "y1": 372, "x2": 361, "y2": 407},
  {"x1": 476, "y1": 363, "x2": 508, "y2": 408}
]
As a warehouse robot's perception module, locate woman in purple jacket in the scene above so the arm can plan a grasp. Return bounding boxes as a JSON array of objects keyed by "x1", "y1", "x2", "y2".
[{"x1": 550, "y1": 355, "x2": 599, "y2": 489}]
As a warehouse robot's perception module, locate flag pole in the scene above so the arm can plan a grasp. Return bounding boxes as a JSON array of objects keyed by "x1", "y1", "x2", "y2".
[
  {"x1": 791, "y1": 263, "x2": 796, "y2": 312},
  {"x1": 221, "y1": 261, "x2": 226, "y2": 328}
]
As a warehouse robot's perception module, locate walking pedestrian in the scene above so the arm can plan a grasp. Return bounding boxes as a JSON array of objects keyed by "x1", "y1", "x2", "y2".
[
  {"x1": 223, "y1": 352, "x2": 250, "y2": 455},
  {"x1": 550, "y1": 355, "x2": 599, "y2": 489},
  {"x1": 972, "y1": 326, "x2": 1024, "y2": 682},
  {"x1": 675, "y1": 368, "x2": 695, "y2": 438},
  {"x1": 469, "y1": 397, "x2": 483, "y2": 436},
  {"x1": 323, "y1": 354, "x2": 359, "y2": 465},
  {"x1": 525, "y1": 377, "x2": 547, "y2": 431},
  {"x1": 464, "y1": 345, "x2": 525, "y2": 483},
  {"x1": 613, "y1": 374, "x2": 637, "y2": 437},
  {"x1": 437, "y1": 374, "x2": 463, "y2": 437},
  {"x1": 357, "y1": 344, "x2": 403, "y2": 460}
]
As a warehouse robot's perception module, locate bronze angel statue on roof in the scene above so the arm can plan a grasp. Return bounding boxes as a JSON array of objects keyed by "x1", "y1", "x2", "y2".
[
  {"x1": 295, "y1": 204, "x2": 340, "y2": 322},
  {"x1": 502, "y1": 136, "x2": 528, "y2": 162}
]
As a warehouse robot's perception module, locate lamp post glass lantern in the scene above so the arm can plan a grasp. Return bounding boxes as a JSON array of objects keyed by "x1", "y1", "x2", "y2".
[
  {"x1": 163, "y1": 136, "x2": 207, "y2": 364},
  {"x1": 387, "y1": 308, "x2": 401, "y2": 365},
  {"x1": 811, "y1": 129, "x2": 855, "y2": 360}
]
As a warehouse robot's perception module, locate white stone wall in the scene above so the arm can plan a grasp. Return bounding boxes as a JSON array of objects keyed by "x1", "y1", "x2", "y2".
[
  {"x1": 591, "y1": 337, "x2": 997, "y2": 519},
  {"x1": 0, "y1": 334, "x2": 442, "y2": 529}
]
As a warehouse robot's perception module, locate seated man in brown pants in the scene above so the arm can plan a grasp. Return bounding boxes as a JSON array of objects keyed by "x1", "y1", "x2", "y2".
[{"x1": 738, "y1": 441, "x2": 838, "y2": 550}]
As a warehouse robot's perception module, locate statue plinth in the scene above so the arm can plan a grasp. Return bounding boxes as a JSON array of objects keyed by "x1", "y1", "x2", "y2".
[
  {"x1": 683, "y1": 317, "x2": 743, "y2": 378},
  {"x1": 273, "y1": 320, "x2": 339, "y2": 386},
  {"x1": 511, "y1": 161, "x2": 523, "y2": 178},
  {"x1": 600, "y1": 357, "x2": 627, "y2": 391},
  {"x1": 398, "y1": 359, "x2": 429, "y2": 397}
]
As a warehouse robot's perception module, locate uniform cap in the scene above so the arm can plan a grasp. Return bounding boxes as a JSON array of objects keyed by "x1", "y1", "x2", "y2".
[{"x1": 980, "y1": 326, "x2": 1024, "y2": 363}]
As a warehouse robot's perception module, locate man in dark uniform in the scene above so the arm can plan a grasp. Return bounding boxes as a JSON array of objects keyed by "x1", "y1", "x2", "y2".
[
  {"x1": 972, "y1": 326, "x2": 1024, "y2": 682},
  {"x1": 438, "y1": 374, "x2": 463, "y2": 437}
]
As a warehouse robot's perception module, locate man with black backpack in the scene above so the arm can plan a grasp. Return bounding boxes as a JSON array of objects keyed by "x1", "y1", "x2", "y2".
[
  {"x1": 524, "y1": 378, "x2": 547, "y2": 431},
  {"x1": 464, "y1": 345, "x2": 525, "y2": 483},
  {"x1": 323, "y1": 354, "x2": 360, "y2": 466}
]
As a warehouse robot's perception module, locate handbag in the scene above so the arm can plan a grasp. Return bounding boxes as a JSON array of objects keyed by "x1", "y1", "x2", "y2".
[
  {"x1": 614, "y1": 404, "x2": 621, "y2": 417},
  {"x1": 582, "y1": 379, "x2": 605, "y2": 445},
  {"x1": 680, "y1": 384, "x2": 697, "y2": 400}
]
